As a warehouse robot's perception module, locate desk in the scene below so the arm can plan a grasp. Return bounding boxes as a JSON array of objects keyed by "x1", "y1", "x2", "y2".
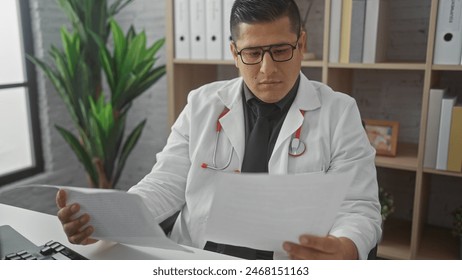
[{"x1": 0, "y1": 203, "x2": 237, "y2": 260}]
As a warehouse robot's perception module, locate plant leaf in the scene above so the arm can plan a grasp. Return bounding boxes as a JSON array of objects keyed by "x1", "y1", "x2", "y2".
[
  {"x1": 55, "y1": 125, "x2": 98, "y2": 186},
  {"x1": 112, "y1": 119, "x2": 146, "y2": 185}
]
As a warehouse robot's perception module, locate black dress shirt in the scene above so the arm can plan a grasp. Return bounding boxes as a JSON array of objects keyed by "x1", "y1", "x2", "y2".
[{"x1": 241, "y1": 75, "x2": 300, "y2": 170}]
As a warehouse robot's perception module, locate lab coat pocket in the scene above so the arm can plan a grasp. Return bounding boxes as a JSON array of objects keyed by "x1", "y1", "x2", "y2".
[{"x1": 287, "y1": 140, "x2": 327, "y2": 174}]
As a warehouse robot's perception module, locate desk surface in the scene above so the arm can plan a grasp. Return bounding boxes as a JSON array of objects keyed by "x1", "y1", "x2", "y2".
[{"x1": 0, "y1": 203, "x2": 236, "y2": 260}]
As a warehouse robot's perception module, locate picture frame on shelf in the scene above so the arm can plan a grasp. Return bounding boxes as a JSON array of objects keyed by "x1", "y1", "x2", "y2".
[{"x1": 364, "y1": 119, "x2": 399, "y2": 157}]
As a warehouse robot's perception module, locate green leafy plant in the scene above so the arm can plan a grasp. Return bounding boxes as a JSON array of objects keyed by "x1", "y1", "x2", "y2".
[
  {"x1": 379, "y1": 187, "x2": 395, "y2": 221},
  {"x1": 28, "y1": 0, "x2": 166, "y2": 188},
  {"x1": 452, "y1": 205, "x2": 462, "y2": 237}
]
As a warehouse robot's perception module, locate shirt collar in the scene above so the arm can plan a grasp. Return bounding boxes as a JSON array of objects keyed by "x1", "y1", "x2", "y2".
[{"x1": 243, "y1": 75, "x2": 300, "y2": 110}]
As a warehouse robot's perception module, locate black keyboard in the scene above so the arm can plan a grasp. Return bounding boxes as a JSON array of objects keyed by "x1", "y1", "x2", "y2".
[{"x1": 0, "y1": 225, "x2": 88, "y2": 260}]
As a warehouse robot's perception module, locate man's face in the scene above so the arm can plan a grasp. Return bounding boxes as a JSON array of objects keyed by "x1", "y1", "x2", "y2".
[{"x1": 231, "y1": 16, "x2": 306, "y2": 103}]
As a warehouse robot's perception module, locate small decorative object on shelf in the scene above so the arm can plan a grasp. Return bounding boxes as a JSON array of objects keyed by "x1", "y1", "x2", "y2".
[
  {"x1": 364, "y1": 119, "x2": 400, "y2": 157},
  {"x1": 379, "y1": 187, "x2": 395, "y2": 222},
  {"x1": 452, "y1": 205, "x2": 462, "y2": 259}
]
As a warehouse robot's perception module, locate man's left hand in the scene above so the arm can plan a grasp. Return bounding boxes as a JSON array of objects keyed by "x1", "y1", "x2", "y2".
[{"x1": 282, "y1": 235, "x2": 358, "y2": 260}]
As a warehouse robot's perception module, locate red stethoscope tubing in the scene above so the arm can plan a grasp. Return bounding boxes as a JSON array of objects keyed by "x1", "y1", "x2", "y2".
[
  {"x1": 201, "y1": 108, "x2": 306, "y2": 170},
  {"x1": 288, "y1": 110, "x2": 306, "y2": 157},
  {"x1": 201, "y1": 108, "x2": 232, "y2": 170}
]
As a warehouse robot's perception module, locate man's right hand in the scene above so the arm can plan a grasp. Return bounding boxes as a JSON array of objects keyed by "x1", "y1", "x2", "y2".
[{"x1": 56, "y1": 189, "x2": 98, "y2": 245}]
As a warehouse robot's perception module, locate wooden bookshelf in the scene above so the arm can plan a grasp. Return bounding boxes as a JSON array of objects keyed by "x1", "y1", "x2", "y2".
[
  {"x1": 432, "y1": 64, "x2": 462, "y2": 71},
  {"x1": 424, "y1": 168, "x2": 462, "y2": 178},
  {"x1": 378, "y1": 218, "x2": 412, "y2": 260},
  {"x1": 328, "y1": 62, "x2": 427, "y2": 70},
  {"x1": 375, "y1": 143, "x2": 418, "y2": 172},
  {"x1": 173, "y1": 59, "x2": 236, "y2": 65},
  {"x1": 416, "y1": 225, "x2": 459, "y2": 259},
  {"x1": 301, "y1": 60, "x2": 324, "y2": 68},
  {"x1": 165, "y1": 0, "x2": 462, "y2": 259}
]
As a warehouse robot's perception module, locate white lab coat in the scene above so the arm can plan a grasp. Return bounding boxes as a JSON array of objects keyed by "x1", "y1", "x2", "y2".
[{"x1": 129, "y1": 73, "x2": 382, "y2": 259}]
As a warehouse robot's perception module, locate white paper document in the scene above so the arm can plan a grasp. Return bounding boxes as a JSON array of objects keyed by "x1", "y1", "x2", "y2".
[
  {"x1": 26, "y1": 185, "x2": 188, "y2": 252},
  {"x1": 204, "y1": 172, "x2": 351, "y2": 253}
]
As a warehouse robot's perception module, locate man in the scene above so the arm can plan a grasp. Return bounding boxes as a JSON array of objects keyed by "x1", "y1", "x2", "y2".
[{"x1": 56, "y1": 0, "x2": 382, "y2": 260}]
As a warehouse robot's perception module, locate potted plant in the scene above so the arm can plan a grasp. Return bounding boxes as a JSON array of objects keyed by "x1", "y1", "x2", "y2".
[
  {"x1": 29, "y1": 0, "x2": 166, "y2": 188},
  {"x1": 379, "y1": 187, "x2": 395, "y2": 223},
  {"x1": 452, "y1": 205, "x2": 462, "y2": 259}
]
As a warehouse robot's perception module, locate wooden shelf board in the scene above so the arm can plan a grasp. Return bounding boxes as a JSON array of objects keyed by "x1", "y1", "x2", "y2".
[
  {"x1": 378, "y1": 218, "x2": 412, "y2": 259},
  {"x1": 432, "y1": 65, "x2": 462, "y2": 71},
  {"x1": 301, "y1": 60, "x2": 323, "y2": 68},
  {"x1": 173, "y1": 59, "x2": 324, "y2": 68},
  {"x1": 423, "y1": 168, "x2": 462, "y2": 178},
  {"x1": 416, "y1": 225, "x2": 459, "y2": 260},
  {"x1": 375, "y1": 143, "x2": 418, "y2": 171},
  {"x1": 328, "y1": 62, "x2": 426, "y2": 70},
  {"x1": 173, "y1": 59, "x2": 235, "y2": 65}
]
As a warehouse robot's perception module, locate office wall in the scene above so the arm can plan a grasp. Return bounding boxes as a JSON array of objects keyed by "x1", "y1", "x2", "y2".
[{"x1": 3, "y1": 0, "x2": 168, "y2": 190}]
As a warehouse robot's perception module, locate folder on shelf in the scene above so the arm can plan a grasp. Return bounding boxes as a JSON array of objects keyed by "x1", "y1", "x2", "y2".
[
  {"x1": 339, "y1": 0, "x2": 353, "y2": 63},
  {"x1": 190, "y1": 0, "x2": 207, "y2": 59},
  {"x1": 349, "y1": 0, "x2": 366, "y2": 63},
  {"x1": 447, "y1": 105, "x2": 462, "y2": 172},
  {"x1": 424, "y1": 88, "x2": 446, "y2": 169},
  {"x1": 433, "y1": 0, "x2": 462, "y2": 65},
  {"x1": 329, "y1": 0, "x2": 342, "y2": 63},
  {"x1": 222, "y1": 0, "x2": 234, "y2": 60},
  {"x1": 174, "y1": 0, "x2": 190, "y2": 59},
  {"x1": 436, "y1": 94, "x2": 458, "y2": 170},
  {"x1": 205, "y1": 0, "x2": 223, "y2": 60},
  {"x1": 362, "y1": 0, "x2": 389, "y2": 63}
]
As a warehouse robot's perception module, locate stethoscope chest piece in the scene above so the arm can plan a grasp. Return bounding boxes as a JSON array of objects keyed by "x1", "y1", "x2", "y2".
[{"x1": 289, "y1": 137, "x2": 306, "y2": 157}]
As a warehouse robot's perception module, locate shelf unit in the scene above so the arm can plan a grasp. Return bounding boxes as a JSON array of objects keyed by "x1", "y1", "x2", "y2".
[{"x1": 165, "y1": 0, "x2": 462, "y2": 259}]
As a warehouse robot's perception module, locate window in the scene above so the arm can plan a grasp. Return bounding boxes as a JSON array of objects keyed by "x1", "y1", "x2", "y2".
[{"x1": 0, "y1": 0, "x2": 42, "y2": 185}]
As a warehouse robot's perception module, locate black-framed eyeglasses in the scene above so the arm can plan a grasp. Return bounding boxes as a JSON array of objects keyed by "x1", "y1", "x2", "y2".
[{"x1": 235, "y1": 37, "x2": 300, "y2": 65}]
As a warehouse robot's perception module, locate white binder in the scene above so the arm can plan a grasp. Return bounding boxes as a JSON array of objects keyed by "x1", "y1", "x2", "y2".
[
  {"x1": 329, "y1": 0, "x2": 342, "y2": 63},
  {"x1": 190, "y1": 0, "x2": 207, "y2": 59},
  {"x1": 423, "y1": 88, "x2": 446, "y2": 168},
  {"x1": 436, "y1": 95, "x2": 457, "y2": 170},
  {"x1": 206, "y1": 0, "x2": 223, "y2": 60},
  {"x1": 362, "y1": 0, "x2": 380, "y2": 63},
  {"x1": 223, "y1": 0, "x2": 234, "y2": 60},
  {"x1": 363, "y1": 0, "x2": 388, "y2": 63},
  {"x1": 349, "y1": 0, "x2": 366, "y2": 63},
  {"x1": 433, "y1": 0, "x2": 462, "y2": 65},
  {"x1": 174, "y1": 0, "x2": 190, "y2": 59}
]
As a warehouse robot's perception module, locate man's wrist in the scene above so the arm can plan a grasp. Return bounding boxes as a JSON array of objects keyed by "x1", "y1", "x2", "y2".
[{"x1": 339, "y1": 237, "x2": 359, "y2": 260}]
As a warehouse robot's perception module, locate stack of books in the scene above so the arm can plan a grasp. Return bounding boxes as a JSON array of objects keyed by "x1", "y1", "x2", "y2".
[
  {"x1": 329, "y1": 0, "x2": 389, "y2": 64},
  {"x1": 424, "y1": 88, "x2": 462, "y2": 173},
  {"x1": 329, "y1": 0, "x2": 462, "y2": 65}
]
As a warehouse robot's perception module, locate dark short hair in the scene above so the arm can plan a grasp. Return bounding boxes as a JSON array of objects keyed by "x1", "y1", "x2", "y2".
[{"x1": 230, "y1": 0, "x2": 301, "y2": 41}]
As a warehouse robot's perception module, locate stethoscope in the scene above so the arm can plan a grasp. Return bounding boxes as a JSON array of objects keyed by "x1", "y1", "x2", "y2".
[{"x1": 201, "y1": 108, "x2": 306, "y2": 171}]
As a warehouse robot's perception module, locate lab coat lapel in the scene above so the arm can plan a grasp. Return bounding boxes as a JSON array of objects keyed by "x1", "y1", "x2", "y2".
[
  {"x1": 217, "y1": 79, "x2": 245, "y2": 169},
  {"x1": 269, "y1": 104, "x2": 303, "y2": 173},
  {"x1": 269, "y1": 74, "x2": 321, "y2": 173}
]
